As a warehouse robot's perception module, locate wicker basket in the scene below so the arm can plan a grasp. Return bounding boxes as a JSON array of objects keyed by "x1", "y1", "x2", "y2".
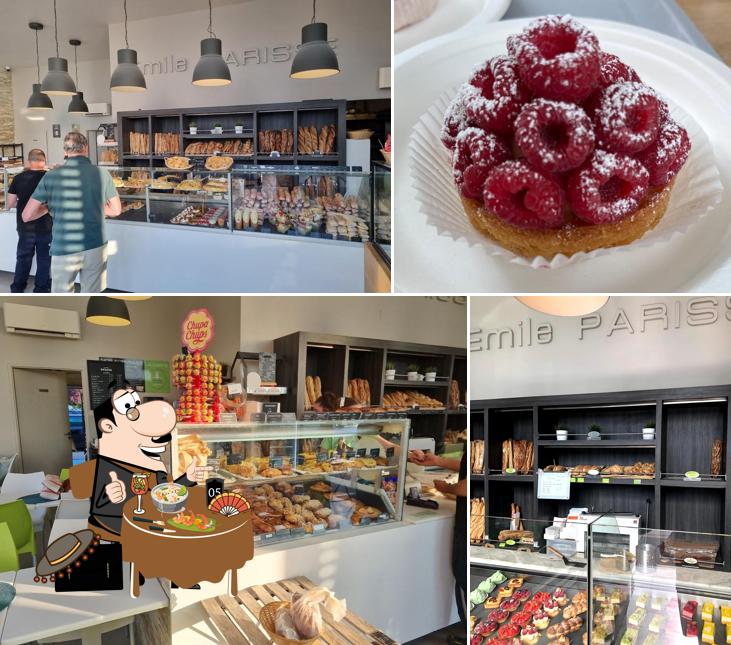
[
  {"x1": 259, "y1": 601, "x2": 320, "y2": 645},
  {"x1": 347, "y1": 129, "x2": 374, "y2": 140}
]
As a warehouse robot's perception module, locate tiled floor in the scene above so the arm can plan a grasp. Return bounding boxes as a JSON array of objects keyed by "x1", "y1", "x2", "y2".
[{"x1": 406, "y1": 622, "x2": 466, "y2": 644}]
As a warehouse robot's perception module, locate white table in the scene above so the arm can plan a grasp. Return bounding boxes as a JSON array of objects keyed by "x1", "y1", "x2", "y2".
[
  {"x1": 48, "y1": 518, "x2": 88, "y2": 544},
  {"x1": 54, "y1": 499, "x2": 90, "y2": 522}
]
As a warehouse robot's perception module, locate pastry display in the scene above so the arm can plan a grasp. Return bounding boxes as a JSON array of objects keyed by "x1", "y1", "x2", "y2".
[
  {"x1": 165, "y1": 155, "x2": 192, "y2": 170},
  {"x1": 203, "y1": 178, "x2": 228, "y2": 193},
  {"x1": 703, "y1": 602, "x2": 716, "y2": 622},
  {"x1": 553, "y1": 587, "x2": 568, "y2": 607},
  {"x1": 298, "y1": 124, "x2": 336, "y2": 155},
  {"x1": 619, "y1": 628, "x2": 638, "y2": 645},
  {"x1": 471, "y1": 440, "x2": 485, "y2": 474},
  {"x1": 687, "y1": 621, "x2": 699, "y2": 637},
  {"x1": 383, "y1": 390, "x2": 444, "y2": 409},
  {"x1": 259, "y1": 128, "x2": 294, "y2": 154},
  {"x1": 663, "y1": 538, "x2": 720, "y2": 566},
  {"x1": 176, "y1": 434, "x2": 212, "y2": 475},
  {"x1": 169, "y1": 205, "x2": 228, "y2": 227},
  {"x1": 501, "y1": 439, "x2": 534, "y2": 474},
  {"x1": 205, "y1": 155, "x2": 234, "y2": 171},
  {"x1": 628, "y1": 608, "x2": 644, "y2": 627},
  {"x1": 546, "y1": 616, "x2": 582, "y2": 639},
  {"x1": 346, "y1": 378, "x2": 372, "y2": 405},
  {"x1": 176, "y1": 178, "x2": 204, "y2": 192},
  {"x1": 128, "y1": 131, "x2": 149, "y2": 155},
  {"x1": 471, "y1": 497, "x2": 486, "y2": 543},
  {"x1": 519, "y1": 624, "x2": 539, "y2": 645},
  {"x1": 703, "y1": 621, "x2": 716, "y2": 644},
  {"x1": 99, "y1": 147, "x2": 119, "y2": 165},
  {"x1": 442, "y1": 15, "x2": 691, "y2": 259},
  {"x1": 185, "y1": 139, "x2": 253, "y2": 156},
  {"x1": 120, "y1": 200, "x2": 144, "y2": 214},
  {"x1": 648, "y1": 614, "x2": 664, "y2": 634},
  {"x1": 683, "y1": 600, "x2": 699, "y2": 620},
  {"x1": 154, "y1": 132, "x2": 179, "y2": 155}
]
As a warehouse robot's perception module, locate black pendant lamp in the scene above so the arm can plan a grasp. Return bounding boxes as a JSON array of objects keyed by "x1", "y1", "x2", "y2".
[
  {"x1": 192, "y1": 0, "x2": 231, "y2": 86},
  {"x1": 86, "y1": 297, "x2": 131, "y2": 327},
  {"x1": 27, "y1": 23, "x2": 53, "y2": 111},
  {"x1": 41, "y1": 0, "x2": 77, "y2": 96},
  {"x1": 68, "y1": 40, "x2": 89, "y2": 114},
  {"x1": 110, "y1": 0, "x2": 146, "y2": 92},
  {"x1": 290, "y1": 0, "x2": 340, "y2": 79}
]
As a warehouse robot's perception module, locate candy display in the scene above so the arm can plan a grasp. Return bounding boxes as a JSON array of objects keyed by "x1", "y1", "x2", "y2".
[{"x1": 172, "y1": 352, "x2": 223, "y2": 423}]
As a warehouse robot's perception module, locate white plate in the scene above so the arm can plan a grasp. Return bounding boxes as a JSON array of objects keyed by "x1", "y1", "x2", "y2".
[
  {"x1": 395, "y1": 0, "x2": 512, "y2": 54},
  {"x1": 394, "y1": 18, "x2": 731, "y2": 292}
]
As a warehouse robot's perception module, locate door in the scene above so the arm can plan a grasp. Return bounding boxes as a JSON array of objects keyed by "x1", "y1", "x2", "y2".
[{"x1": 13, "y1": 369, "x2": 73, "y2": 475}]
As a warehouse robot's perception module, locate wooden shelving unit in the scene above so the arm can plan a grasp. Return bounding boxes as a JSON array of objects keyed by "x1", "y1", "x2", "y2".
[
  {"x1": 273, "y1": 332, "x2": 467, "y2": 451},
  {"x1": 471, "y1": 385, "x2": 731, "y2": 569}
]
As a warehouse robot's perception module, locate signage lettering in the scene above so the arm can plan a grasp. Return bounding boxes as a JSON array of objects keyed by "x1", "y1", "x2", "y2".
[{"x1": 181, "y1": 308, "x2": 215, "y2": 353}]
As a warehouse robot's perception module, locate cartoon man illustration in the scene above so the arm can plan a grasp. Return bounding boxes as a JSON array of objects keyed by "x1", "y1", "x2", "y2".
[{"x1": 89, "y1": 383, "x2": 201, "y2": 537}]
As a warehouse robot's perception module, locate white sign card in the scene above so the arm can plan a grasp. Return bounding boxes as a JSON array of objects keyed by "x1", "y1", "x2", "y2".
[{"x1": 537, "y1": 470, "x2": 571, "y2": 500}]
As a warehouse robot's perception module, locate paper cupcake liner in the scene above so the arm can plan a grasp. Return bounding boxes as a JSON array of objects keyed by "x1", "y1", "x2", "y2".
[
  {"x1": 409, "y1": 90, "x2": 724, "y2": 269},
  {"x1": 395, "y1": 0, "x2": 438, "y2": 31}
]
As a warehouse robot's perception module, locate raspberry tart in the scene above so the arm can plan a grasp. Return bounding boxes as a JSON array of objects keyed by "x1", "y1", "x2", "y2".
[{"x1": 442, "y1": 15, "x2": 690, "y2": 259}]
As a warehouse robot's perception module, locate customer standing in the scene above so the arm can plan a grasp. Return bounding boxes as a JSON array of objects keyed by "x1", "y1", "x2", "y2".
[
  {"x1": 22, "y1": 132, "x2": 122, "y2": 293},
  {"x1": 6, "y1": 149, "x2": 50, "y2": 292}
]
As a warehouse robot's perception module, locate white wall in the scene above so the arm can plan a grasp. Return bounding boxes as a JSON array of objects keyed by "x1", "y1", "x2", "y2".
[
  {"x1": 471, "y1": 296, "x2": 731, "y2": 400},
  {"x1": 12, "y1": 59, "x2": 112, "y2": 166},
  {"x1": 240, "y1": 296, "x2": 467, "y2": 352},
  {"x1": 108, "y1": 0, "x2": 391, "y2": 113}
]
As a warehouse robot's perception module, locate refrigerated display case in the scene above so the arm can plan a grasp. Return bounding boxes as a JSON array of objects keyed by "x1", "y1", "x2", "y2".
[
  {"x1": 372, "y1": 161, "x2": 391, "y2": 258},
  {"x1": 172, "y1": 418, "x2": 409, "y2": 547}
]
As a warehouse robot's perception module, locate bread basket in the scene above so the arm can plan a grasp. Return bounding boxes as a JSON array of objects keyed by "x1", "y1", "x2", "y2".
[
  {"x1": 346, "y1": 129, "x2": 374, "y2": 140},
  {"x1": 259, "y1": 601, "x2": 320, "y2": 645}
]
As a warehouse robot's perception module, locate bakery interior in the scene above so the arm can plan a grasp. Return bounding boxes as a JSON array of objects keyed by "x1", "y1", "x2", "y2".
[
  {"x1": 0, "y1": 295, "x2": 467, "y2": 645},
  {"x1": 470, "y1": 295, "x2": 731, "y2": 645},
  {"x1": 0, "y1": 0, "x2": 391, "y2": 293}
]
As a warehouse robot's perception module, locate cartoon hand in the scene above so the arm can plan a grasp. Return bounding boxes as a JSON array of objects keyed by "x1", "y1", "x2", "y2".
[
  {"x1": 105, "y1": 471, "x2": 127, "y2": 504},
  {"x1": 186, "y1": 455, "x2": 203, "y2": 482}
]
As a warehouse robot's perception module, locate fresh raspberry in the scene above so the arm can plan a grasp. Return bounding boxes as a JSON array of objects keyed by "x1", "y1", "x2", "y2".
[
  {"x1": 515, "y1": 99, "x2": 595, "y2": 173},
  {"x1": 441, "y1": 83, "x2": 480, "y2": 150},
  {"x1": 452, "y1": 127, "x2": 511, "y2": 199},
  {"x1": 465, "y1": 56, "x2": 530, "y2": 135},
  {"x1": 598, "y1": 52, "x2": 641, "y2": 88},
  {"x1": 484, "y1": 160, "x2": 565, "y2": 228},
  {"x1": 568, "y1": 150, "x2": 649, "y2": 223},
  {"x1": 594, "y1": 82, "x2": 663, "y2": 154},
  {"x1": 636, "y1": 117, "x2": 691, "y2": 186},
  {"x1": 507, "y1": 15, "x2": 600, "y2": 102}
]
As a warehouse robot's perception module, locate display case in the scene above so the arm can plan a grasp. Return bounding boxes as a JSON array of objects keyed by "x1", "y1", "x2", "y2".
[
  {"x1": 1, "y1": 165, "x2": 23, "y2": 211},
  {"x1": 172, "y1": 418, "x2": 409, "y2": 548},
  {"x1": 372, "y1": 161, "x2": 391, "y2": 258}
]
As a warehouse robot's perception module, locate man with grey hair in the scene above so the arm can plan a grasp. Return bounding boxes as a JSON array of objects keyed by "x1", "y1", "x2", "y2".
[{"x1": 22, "y1": 131, "x2": 122, "y2": 292}]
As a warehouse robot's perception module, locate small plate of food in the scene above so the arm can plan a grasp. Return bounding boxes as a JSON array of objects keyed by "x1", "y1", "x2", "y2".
[{"x1": 151, "y1": 482, "x2": 189, "y2": 514}]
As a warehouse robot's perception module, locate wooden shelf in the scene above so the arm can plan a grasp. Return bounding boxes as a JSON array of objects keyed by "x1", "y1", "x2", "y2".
[
  {"x1": 183, "y1": 132, "x2": 254, "y2": 139},
  {"x1": 537, "y1": 439, "x2": 656, "y2": 448},
  {"x1": 384, "y1": 380, "x2": 449, "y2": 389},
  {"x1": 486, "y1": 474, "x2": 534, "y2": 483},
  {"x1": 660, "y1": 478, "x2": 727, "y2": 489}
]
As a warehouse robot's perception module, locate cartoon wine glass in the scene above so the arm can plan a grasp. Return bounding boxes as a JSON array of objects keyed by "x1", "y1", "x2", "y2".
[{"x1": 131, "y1": 473, "x2": 149, "y2": 515}]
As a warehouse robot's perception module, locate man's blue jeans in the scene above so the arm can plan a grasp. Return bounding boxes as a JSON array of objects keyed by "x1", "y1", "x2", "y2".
[{"x1": 11, "y1": 230, "x2": 52, "y2": 293}]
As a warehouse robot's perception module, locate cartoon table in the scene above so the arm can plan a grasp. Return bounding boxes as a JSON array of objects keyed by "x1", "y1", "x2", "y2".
[{"x1": 120, "y1": 486, "x2": 252, "y2": 598}]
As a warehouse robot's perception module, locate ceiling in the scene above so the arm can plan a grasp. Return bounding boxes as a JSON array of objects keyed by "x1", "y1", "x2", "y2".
[{"x1": 0, "y1": 0, "x2": 249, "y2": 68}]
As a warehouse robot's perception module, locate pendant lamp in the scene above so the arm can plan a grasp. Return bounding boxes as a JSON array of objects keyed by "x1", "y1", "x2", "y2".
[
  {"x1": 86, "y1": 297, "x2": 131, "y2": 327},
  {"x1": 110, "y1": 0, "x2": 146, "y2": 92},
  {"x1": 109, "y1": 295, "x2": 152, "y2": 301},
  {"x1": 68, "y1": 40, "x2": 89, "y2": 114},
  {"x1": 192, "y1": 0, "x2": 231, "y2": 86},
  {"x1": 516, "y1": 296, "x2": 609, "y2": 317},
  {"x1": 291, "y1": 0, "x2": 340, "y2": 79},
  {"x1": 27, "y1": 23, "x2": 53, "y2": 111},
  {"x1": 41, "y1": 0, "x2": 77, "y2": 96}
]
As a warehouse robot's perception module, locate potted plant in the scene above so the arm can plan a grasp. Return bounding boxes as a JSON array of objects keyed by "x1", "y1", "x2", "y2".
[
  {"x1": 642, "y1": 420, "x2": 655, "y2": 440},
  {"x1": 407, "y1": 364, "x2": 420, "y2": 382},
  {"x1": 212, "y1": 123, "x2": 223, "y2": 135},
  {"x1": 587, "y1": 423, "x2": 602, "y2": 440},
  {"x1": 385, "y1": 361, "x2": 396, "y2": 381},
  {"x1": 424, "y1": 366, "x2": 437, "y2": 382},
  {"x1": 189, "y1": 122, "x2": 198, "y2": 135},
  {"x1": 555, "y1": 425, "x2": 569, "y2": 441},
  {"x1": 234, "y1": 123, "x2": 244, "y2": 134}
]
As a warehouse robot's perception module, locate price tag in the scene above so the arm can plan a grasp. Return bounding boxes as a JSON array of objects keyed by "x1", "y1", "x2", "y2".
[
  {"x1": 226, "y1": 382, "x2": 243, "y2": 395},
  {"x1": 218, "y1": 412, "x2": 237, "y2": 424},
  {"x1": 266, "y1": 413, "x2": 283, "y2": 423},
  {"x1": 498, "y1": 542, "x2": 506, "y2": 548},
  {"x1": 602, "y1": 478, "x2": 610, "y2": 484},
  {"x1": 251, "y1": 412, "x2": 266, "y2": 422},
  {"x1": 262, "y1": 402, "x2": 279, "y2": 414},
  {"x1": 302, "y1": 411, "x2": 317, "y2": 421},
  {"x1": 506, "y1": 539, "x2": 516, "y2": 546},
  {"x1": 270, "y1": 456, "x2": 283, "y2": 469},
  {"x1": 312, "y1": 523, "x2": 327, "y2": 534},
  {"x1": 505, "y1": 468, "x2": 516, "y2": 474},
  {"x1": 633, "y1": 479, "x2": 641, "y2": 485},
  {"x1": 290, "y1": 526, "x2": 305, "y2": 538},
  {"x1": 570, "y1": 477, "x2": 576, "y2": 483},
  {"x1": 577, "y1": 477, "x2": 585, "y2": 483}
]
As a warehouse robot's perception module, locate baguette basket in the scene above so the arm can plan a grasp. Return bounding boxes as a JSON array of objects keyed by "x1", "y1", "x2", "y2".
[{"x1": 259, "y1": 601, "x2": 320, "y2": 645}]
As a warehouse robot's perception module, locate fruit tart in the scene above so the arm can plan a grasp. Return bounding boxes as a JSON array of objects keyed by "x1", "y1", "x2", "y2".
[
  {"x1": 501, "y1": 598, "x2": 520, "y2": 612},
  {"x1": 475, "y1": 621, "x2": 499, "y2": 637},
  {"x1": 532, "y1": 610, "x2": 550, "y2": 630},
  {"x1": 489, "y1": 609, "x2": 510, "y2": 624},
  {"x1": 510, "y1": 611, "x2": 532, "y2": 627},
  {"x1": 544, "y1": 598, "x2": 560, "y2": 618},
  {"x1": 520, "y1": 625, "x2": 540, "y2": 645},
  {"x1": 498, "y1": 623, "x2": 520, "y2": 639},
  {"x1": 442, "y1": 14, "x2": 691, "y2": 259},
  {"x1": 513, "y1": 588, "x2": 531, "y2": 603}
]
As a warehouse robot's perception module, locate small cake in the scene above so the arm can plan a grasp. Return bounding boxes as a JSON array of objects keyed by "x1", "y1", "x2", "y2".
[
  {"x1": 591, "y1": 624, "x2": 610, "y2": 644},
  {"x1": 620, "y1": 628, "x2": 638, "y2": 645},
  {"x1": 533, "y1": 591, "x2": 551, "y2": 605},
  {"x1": 510, "y1": 611, "x2": 532, "y2": 628},
  {"x1": 524, "y1": 599, "x2": 542, "y2": 614},
  {"x1": 702, "y1": 621, "x2": 716, "y2": 645},
  {"x1": 532, "y1": 611, "x2": 550, "y2": 631},
  {"x1": 635, "y1": 593, "x2": 649, "y2": 609},
  {"x1": 593, "y1": 585, "x2": 606, "y2": 602},
  {"x1": 544, "y1": 599, "x2": 560, "y2": 618},
  {"x1": 509, "y1": 577, "x2": 525, "y2": 588},
  {"x1": 553, "y1": 587, "x2": 568, "y2": 607},
  {"x1": 648, "y1": 614, "x2": 664, "y2": 634},
  {"x1": 683, "y1": 600, "x2": 699, "y2": 620},
  {"x1": 485, "y1": 596, "x2": 501, "y2": 609},
  {"x1": 650, "y1": 595, "x2": 664, "y2": 612},
  {"x1": 687, "y1": 621, "x2": 699, "y2": 637},
  {"x1": 513, "y1": 588, "x2": 530, "y2": 603},
  {"x1": 520, "y1": 625, "x2": 540, "y2": 645},
  {"x1": 642, "y1": 635, "x2": 658, "y2": 645},
  {"x1": 722, "y1": 605, "x2": 731, "y2": 625},
  {"x1": 628, "y1": 608, "x2": 645, "y2": 628},
  {"x1": 475, "y1": 620, "x2": 499, "y2": 636},
  {"x1": 610, "y1": 589, "x2": 623, "y2": 604},
  {"x1": 726, "y1": 624, "x2": 731, "y2": 645},
  {"x1": 703, "y1": 601, "x2": 716, "y2": 622},
  {"x1": 490, "y1": 571, "x2": 508, "y2": 585},
  {"x1": 471, "y1": 588, "x2": 489, "y2": 605},
  {"x1": 500, "y1": 598, "x2": 520, "y2": 613},
  {"x1": 498, "y1": 623, "x2": 520, "y2": 639},
  {"x1": 498, "y1": 586, "x2": 513, "y2": 599},
  {"x1": 479, "y1": 579, "x2": 497, "y2": 594},
  {"x1": 572, "y1": 590, "x2": 588, "y2": 606},
  {"x1": 470, "y1": 636, "x2": 481, "y2": 645},
  {"x1": 488, "y1": 609, "x2": 510, "y2": 624}
]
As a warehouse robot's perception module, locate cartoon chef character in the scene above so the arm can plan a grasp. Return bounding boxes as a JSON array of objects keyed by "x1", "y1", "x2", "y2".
[{"x1": 89, "y1": 383, "x2": 202, "y2": 537}]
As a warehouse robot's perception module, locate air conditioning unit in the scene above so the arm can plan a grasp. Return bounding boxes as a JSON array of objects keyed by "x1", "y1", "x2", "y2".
[
  {"x1": 86, "y1": 102, "x2": 111, "y2": 116},
  {"x1": 3, "y1": 302, "x2": 81, "y2": 339}
]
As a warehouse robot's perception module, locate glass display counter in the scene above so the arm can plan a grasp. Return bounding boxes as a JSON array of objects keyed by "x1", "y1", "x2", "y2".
[{"x1": 372, "y1": 161, "x2": 391, "y2": 258}]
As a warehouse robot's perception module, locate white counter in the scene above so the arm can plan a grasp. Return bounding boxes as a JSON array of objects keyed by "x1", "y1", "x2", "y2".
[
  {"x1": 0, "y1": 211, "x2": 366, "y2": 293},
  {"x1": 172, "y1": 500, "x2": 459, "y2": 644}
]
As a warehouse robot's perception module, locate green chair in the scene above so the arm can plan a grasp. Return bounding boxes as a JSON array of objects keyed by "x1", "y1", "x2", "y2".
[
  {"x1": 59, "y1": 468, "x2": 70, "y2": 483},
  {"x1": 0, "y1": 500, "x2": 36, "y2": 565},
  {"x1": 0, "y1": 522, "x2": 20, "y2": 572}
]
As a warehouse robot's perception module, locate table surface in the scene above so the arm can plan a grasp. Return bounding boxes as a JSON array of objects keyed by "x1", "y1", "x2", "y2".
[{"x1": 676, "y1": 0, "x2": 731, "y2": 65}]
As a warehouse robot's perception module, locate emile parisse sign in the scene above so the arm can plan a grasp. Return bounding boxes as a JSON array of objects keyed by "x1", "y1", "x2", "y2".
[
  {"x1": 139, "y1": 40, "x2": 338, "y2": 77},
  {"x1": 471, "y1": 297, "x2": 731, "y2": 352}
]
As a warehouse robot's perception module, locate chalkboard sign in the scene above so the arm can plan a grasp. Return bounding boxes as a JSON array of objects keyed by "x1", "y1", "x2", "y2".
[
  {"x1": 206, "y1": 477, "x2": 224, "y2": 502},
  {"x1": 97, "y1": 357, "x2": 146, "y2": 392},
  {"x1": 88, "y1": 360, "x2": 126, "y2": 409},
  {"x1": 266, "y1": 413, "x2": 283, "y2": 423},
  {"x1": 262, "y1": 402, "x2": 279, "y2": 414},
  {"x1": 259, "y1": 353, "x2": 276, "y2": 384}
]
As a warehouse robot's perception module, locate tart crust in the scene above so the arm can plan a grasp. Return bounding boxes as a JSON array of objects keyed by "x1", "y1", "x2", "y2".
[{"x1": 463, "y1": 178, "x2": 675, "y2": 259}]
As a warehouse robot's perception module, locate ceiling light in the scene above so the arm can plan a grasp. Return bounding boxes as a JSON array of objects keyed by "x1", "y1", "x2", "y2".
[
  {"x1": 86, "y1": 297, "x2": 131, "y2": 326},
  {"x1": 291, "y1": 0, "x2": 340, "y2": 79},
  {"x1": 192, "y1": 0, "x2": 231, "y2": 86},
  {"x1": 27, "y1": 23, "x2": 53, "y2": 111},
  {"x1": 41, "y1": 0, "x2": 77, "y2": 96},
  {"x1": 110, "y1": 0, "x2": 146, "y2": 92},
  {"x1": 68, "y1": 39, "x2": 88, "y2": 114},
  {"x1": 516, "y1": 296, "x2": 610, "y2": 317},
  {"x1": 108, "y1": 295, "x2": 152, "y2": 301}
]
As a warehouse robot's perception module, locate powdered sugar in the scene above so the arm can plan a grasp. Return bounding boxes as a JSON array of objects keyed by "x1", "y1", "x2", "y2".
[{"x1": 595, "y1": 82, "x2": 662, "y2": 153}]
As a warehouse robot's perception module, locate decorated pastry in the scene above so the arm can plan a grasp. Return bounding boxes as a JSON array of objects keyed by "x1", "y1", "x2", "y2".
[
  {"x1": 610, "y1": 589, "x2": 623, "y2": 604},
  {"x1": 544, "y1": 599, "x2": 560, "y2": 618},
  {"x1": 484, "y1": 596, "x2": 501, "y2": 609},
  {"x1": 726, "y1": 624, "x2": 731, "y2": 645},
  {"x1": 513, "y1": 588, "x2": 530, "y2": 603},
  {"x1": 591, "y1": 624, "x2": 610, "y2": 644},
  {"x1": 524, "y1": 599, "x2": 542, "y2": 614},
  {"x1": 628, "y1": 608, "x2": 645, "y2": 628},
  {"x1": 635, "y1": 593, "x2": 649, "y2": 608},
  {"x1": 533, "y1": 591, "x2": 551, "y2": 605},
  {"x1": 497, "y1": 623, "x2": 519, "y2": 639},
  {"x1": 490, "y1": 571, "x2": 508, "y2": 585},
  {"x1": 470, "y1": 588, "x2": 488, "y2": 605},
  {"x1": 703, "y1": 601, "x2": 716, "y2": 622},
  {"x1": 488, "y1": 609, "x2": 510, "y2": 624},
  {"x1": 648, "y1": 614, "x2": 664, "y2": 634},
  {"x1": 508, "y1": 577, "x2": 525, "y2": 588},
  {"x1": 683, "y1": 600, "x2": 699, "y2": 620},
  {"x1": 500, "y1": 598, "x2": 520, "y2": 613},
  {"x1": 498, "y1": 586, "x2": 514, "y2": 599},
  {"x1": 553, "y1": 587, "x2": 568, "y2": 607},
  {"x1": 593, "y1": 585, "x2": 606, "y2": 602},
  {"x1": 478, "y1": 579, "x2": 497, "y2": 594},
  {"x1": 722, "y1": 605, "x2": 731, "y2": 625},
  {"x1": 475, "y1": 621, "x2": 499, "y2": 636},
  {"x1": 703, "y1": 621, "x2": 716, "y2": 645},
  {"x1": 572, "y1": 590, "x2": 588, "y2": 606},
  {"x1": 650, "y1": 595, "x2": 664, "y2": 612},
  {"x1": 620, "y1": 628, "x2": 638, "y2": 645},
  {"x1": 520, "y1": 625, "x2": 539, "y2": 645},
  {"x1": 510, "y1": 611, "x2": 531, "y2": 627},
  {"x1": 532, "y1": 611, "x2": 549, "y2": 631},
  {"x1": 687, "y1": 621, "x2": 699, "y2": 638}
]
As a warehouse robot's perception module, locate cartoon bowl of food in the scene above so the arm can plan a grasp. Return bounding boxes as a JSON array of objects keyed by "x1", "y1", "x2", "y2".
[{"x1": 150, "y1": 482, "x2": 189, "y2": 514}]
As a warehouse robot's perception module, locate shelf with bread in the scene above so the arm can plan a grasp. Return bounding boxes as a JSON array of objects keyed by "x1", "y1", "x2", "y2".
[
  {"x1": 472, "y1": 385, "x2": 731, "y2": 572},
  {"x1": 172, "y1": 417, "x2": 409, "y2": 547}
]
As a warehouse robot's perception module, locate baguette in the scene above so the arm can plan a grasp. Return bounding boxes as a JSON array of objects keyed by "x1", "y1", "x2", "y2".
[
  {"x1": 314, "y1": 376, "x2": 322, "y2": 400},
  {"x1": 305, "y1": 375, "x2": 317, "y2": 407}
]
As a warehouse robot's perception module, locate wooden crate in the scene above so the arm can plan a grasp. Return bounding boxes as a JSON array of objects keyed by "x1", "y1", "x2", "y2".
[{"x1": 201, "y1": 576, "x2": 398, "y2": 645}]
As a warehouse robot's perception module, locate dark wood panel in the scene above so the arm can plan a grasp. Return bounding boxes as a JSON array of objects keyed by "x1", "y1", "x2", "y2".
[
  {"x1": 661, "y1": 487, "x2": 725, "y2": 535},
  {"x1": 539, "y1": 406, "x2": 656, "y2": 440},
  {"x1": 663, "y1": 402, "x2": 726, "y2": 475},
  {"x1": 486, "y1": 409, "x2": 533, "y2": 473}
]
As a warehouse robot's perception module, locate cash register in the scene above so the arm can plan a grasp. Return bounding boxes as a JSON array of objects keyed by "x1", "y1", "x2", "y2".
[{"x1": 544, "y1": 511, "x2": 641, "y2": 556}]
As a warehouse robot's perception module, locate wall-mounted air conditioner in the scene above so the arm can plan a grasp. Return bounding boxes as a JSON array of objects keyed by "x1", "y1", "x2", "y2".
[{"x1": 3, "y1": 302, "x2": 81, "y2": 339}]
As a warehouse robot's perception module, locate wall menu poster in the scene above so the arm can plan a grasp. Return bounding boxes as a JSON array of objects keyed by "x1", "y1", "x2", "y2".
[
  {"x1": 88, "y1": 360, "x2": 126, "y2": 409},
  {"x1": 537, "y1": 469, "x2": 571, "y2": 500},
  {"x1": 99, "y1": 357, "x2": 145, "y2": 392},
  {"x1": 144, "y1": 360, "x2": 171, "y2": 394}
]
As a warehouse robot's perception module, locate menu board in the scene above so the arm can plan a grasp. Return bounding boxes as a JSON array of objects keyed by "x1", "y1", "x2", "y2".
[
  {"x1": 99, "y1": 357, "x2": 145, "y2": 391},
  {"x1": 537, "y1": 470, "x2": 571, "y2": 500},
  {"x1": 87, "y1": 360, "x2": 126, "y2": 409}
]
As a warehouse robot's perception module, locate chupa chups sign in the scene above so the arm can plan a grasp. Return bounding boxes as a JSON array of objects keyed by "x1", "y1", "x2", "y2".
[{"x1": 181, "y1": 308, "x2": 215, "y2": 353}]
